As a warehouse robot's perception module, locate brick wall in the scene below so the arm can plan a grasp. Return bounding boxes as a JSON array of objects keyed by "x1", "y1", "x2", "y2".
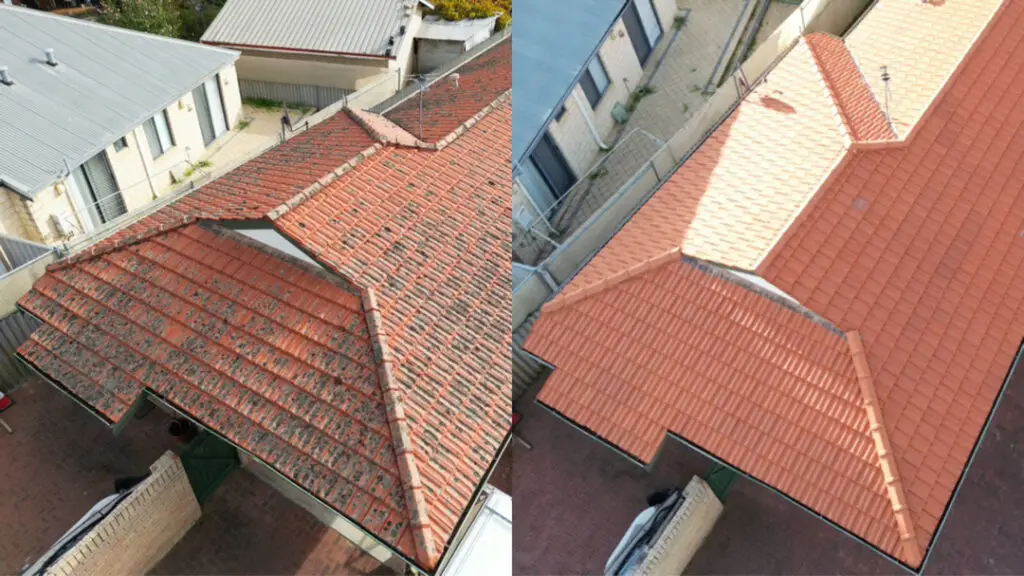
[
  {"x1": 43, "y1": 451, "x2": 200, "y2": 576},
  {"x1": 635, "y1": 476, "x2": 723, "y2": 576}
]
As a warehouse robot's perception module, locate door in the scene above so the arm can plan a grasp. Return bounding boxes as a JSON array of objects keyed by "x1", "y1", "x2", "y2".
[
  {"x1": 623, "y1": 0, "x2": 656, "y2": 66},
  {"x1": 192, "y1": 75, "x2": 228, "y2": 147},
  {"x1": 529, "y1": 132, "x2": 576, "y2": 203},
  {"x1": 179, "y1": 430, "x2": 239, "y2": 504},
  {"x1": 71, "y1": 152, "x2": 127, "y2": 230}
]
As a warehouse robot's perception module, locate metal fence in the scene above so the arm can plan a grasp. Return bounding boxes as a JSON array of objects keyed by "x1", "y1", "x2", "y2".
[
  {"x1": 239, "y1": 80, "x2": 352, "y2": 111},
  {"x1": 512, "y1": 311, "x2": 547, "y2": 401},
  {"x1": 0, "y1": 311, "x2": 41, "y2": 393},
  {"x1": 0, "y1": 234, "x2": 51, "y2": 277},
  {"x1": 512, "y1": 128, "x2": 673, "y2": 267}
]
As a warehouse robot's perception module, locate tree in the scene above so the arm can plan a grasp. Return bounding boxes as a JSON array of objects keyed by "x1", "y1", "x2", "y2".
[
  {"x1": 426, "y1": 0, "x2": 512, "y2": 30},
  {"x1": 98, "y1": 0, "x2": 222, "y2": 41}
]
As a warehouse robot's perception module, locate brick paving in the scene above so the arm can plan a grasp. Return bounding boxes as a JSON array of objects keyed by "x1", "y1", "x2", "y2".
[
  {"x1": 0, "y1": 379, "x2": 178, "y2": 574},
  {"x1": 0, "y1": 378, "x2": 388, "y2": 575},
  {"x1": 510, "y1": 367, "x2": 1024, "y2": 575},
  {"x1": 152, "y1": 469, "x2": 391, "y2": 576}
]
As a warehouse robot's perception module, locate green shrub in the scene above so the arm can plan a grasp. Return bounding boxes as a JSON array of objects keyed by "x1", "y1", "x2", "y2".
[{"x1": 426, "y1": 0, "x2": 512, "y2": 30}]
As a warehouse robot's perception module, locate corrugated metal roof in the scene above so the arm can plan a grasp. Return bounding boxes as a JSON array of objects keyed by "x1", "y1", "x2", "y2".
[
  {"x1": 0, "y1": 6, "x2": 238, "y2": 199},
  {"x1": 416, "y1": 16, "x2": 497, "y2": 42},
  {"x1": 201, "y1": 0, "x2": 422, "y2": 57},
  {"x1": 512, "y1": 0, "x2": 626, "y2": 164}
]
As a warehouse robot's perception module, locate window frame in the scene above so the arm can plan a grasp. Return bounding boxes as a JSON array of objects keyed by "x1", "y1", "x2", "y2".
[
  {"x1": 112, "y1": 136, "x2": 128, "y2": 152},
  {"x1": 144, "y1": 109, "x2": 175, "y2": 160},
  {"x1": 580, "y1": 55, "x2": 611, "y2": 109}
]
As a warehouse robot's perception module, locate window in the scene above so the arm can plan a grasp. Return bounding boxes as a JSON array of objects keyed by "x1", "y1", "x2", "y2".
[
  {"x1": 556, "y1": 104, "x2": 568, "y2": 121},
  {"x1": 580, "y1": 56, "x2": 610, "y2": 109},
  {"x1": 112, "y1": 137, "x2": 128, "y2": 152},
  {"x1": 143, "y1": 110, "x2": 175, "y2": 159}
]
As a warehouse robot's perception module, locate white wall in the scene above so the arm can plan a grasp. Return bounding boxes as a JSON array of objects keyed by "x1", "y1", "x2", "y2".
[{"x1": 235, "y1": 52, "x2": 391, "y2": 91}]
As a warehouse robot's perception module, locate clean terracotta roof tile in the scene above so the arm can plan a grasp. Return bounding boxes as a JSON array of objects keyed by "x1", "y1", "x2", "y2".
[
  {"x1": 554, "y1": 37, "x2": 849, "y2": 303},
  {"x1": 526, "y1": 256, "x2": 906, "y2": 560},
  {"x1": 531, "y1": 1, "x2": 1013, "y2": 569},
  {"x1": 758, "y1": 0, "x2": 1017, "y2": 562}
]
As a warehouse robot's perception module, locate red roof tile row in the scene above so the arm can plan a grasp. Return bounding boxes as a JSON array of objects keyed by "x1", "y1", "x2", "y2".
[
  {"x1": 19, "y1": 35, "x2": 512, "y2": 572},
  {"x1": 527, "y1": 2, "x2": 1018, "y2": 569}
]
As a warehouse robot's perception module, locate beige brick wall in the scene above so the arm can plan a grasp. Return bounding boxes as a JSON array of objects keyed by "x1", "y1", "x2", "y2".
[
  {"x1": 44, "y1": 451, "x2": 200, "y2": 576},
  {"x1": 636, "y1": 476, "x2": 723, "y2": 576},
  {"x1": 0, "y1": 186, "x2": 39, "y2": 241},
  {"x1": 24, "y1": 182, "x2": 86, "y2": 244}
]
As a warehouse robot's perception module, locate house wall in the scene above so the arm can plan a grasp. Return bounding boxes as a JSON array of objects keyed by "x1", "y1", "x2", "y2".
[
  {"x1": 0, "y1": 187, "x2": 37, "y2": 241},
  {"x1": 2, "y1": 65, "x2": 242, "y2": 245},
  {"x1": 234, "y1": 50, "x2": 392, "y2": 91},
  {"x1": 42, "y1": 451, "x2": 201, "y2": 576},
  {"x1": 395, "y1": 9, "x2": 423, "y2": 83}
]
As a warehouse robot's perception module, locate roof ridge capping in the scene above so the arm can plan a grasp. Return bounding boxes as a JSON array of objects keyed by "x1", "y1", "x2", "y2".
[
  {"x1": 45, "y1": 213, "x2": 199, "y2": 272},
  {"x1": 266, "y1": 142, "x2": 384, "y2": 221},
  {"x1": 802, "y1": 33, "x2": 900, "y2": 148},
  {"x1": 847, "y1": 331, "x2": 923, "y2": 567},
  {"x1": 361, "y1": 288, "x2": 440, "y2": 568}
]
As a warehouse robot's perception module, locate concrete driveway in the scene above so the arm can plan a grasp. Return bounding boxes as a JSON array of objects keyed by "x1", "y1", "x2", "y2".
[{"x1": 510, "y1": 369, "x2": 1024, "y2": 575}]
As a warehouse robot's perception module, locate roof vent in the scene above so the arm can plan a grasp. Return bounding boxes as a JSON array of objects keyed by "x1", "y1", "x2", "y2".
[
  {"x1": 44, "y1": 49, "x2": 58, "y2": 67},
  {"x1": 399, "y1": 24, "x2": 407, "y2": 35},
  {"x1": 449, "y1": 73, "x2": 460, "y2": 89},
  {"x1": 0, "y1": 67, "x2": 12, "y2": 86},
  {"x1": 388, "y1": 36, "x2": 396, "y2": 47},
  {"x1": 385, "y1": 47, "x2": 393, "y2": 57}
]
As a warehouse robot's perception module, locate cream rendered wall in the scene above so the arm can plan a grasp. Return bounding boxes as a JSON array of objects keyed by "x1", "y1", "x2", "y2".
[
  {"x1": 394, "y1": 9, "x2": 423, "y2": 84},
  {"x1": 235, "y1": 52, "x2": 391, "y2": 91},
  {"x1": 105, "y1": 135, "x2": 155, "y2": 213},
  {"x1": 24, "y1": 182, "x2": 87, "y2": 244},
  {"x1": 548, "y1": 18, "x2": 646, "y2": 179},
  {"x1": 218, "y1": 65, "x2": 243, "y2": 127}
]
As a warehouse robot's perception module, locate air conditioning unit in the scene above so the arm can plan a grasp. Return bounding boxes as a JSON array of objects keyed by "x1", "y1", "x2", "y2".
[{"x1": 51, "y1": 212, "x2": 76, "y2": 238}]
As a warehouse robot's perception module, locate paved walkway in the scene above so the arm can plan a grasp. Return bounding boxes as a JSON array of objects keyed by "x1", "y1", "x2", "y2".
[
  {"x1": 0, "y1": 379, "x2": 387, "y2": 575},
  {"x1": 509, "y1": 365, "x2": 1024, "y2": 575},
  {"x1": 551, "y1": 0, "x2": 753, "y2": 238}
]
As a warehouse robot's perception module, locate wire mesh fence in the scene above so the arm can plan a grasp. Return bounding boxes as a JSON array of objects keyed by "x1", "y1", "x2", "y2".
[{"x1": 512, "y1": 128, "x2": 668, "y2": 266}]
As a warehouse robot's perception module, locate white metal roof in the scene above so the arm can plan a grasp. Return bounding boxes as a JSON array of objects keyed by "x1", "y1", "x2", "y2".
[
  {"x1": 0, "y1": 6, "x2": 238, "y2": 199},
  {"x1": 201, "y1": 0, "x2": 431, "y2": 57},
  {"x1": 442, "y1": 487, "x2": 511, "y2": 576}
]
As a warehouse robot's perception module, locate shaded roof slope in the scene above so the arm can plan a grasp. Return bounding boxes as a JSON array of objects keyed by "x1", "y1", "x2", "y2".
[
  {"x1": 20, "y1": 223, "x2": 419, "y2": 553},
  {"x1": 277, "y1": 97, "x2": 513, "y2": 556},
  {"x1": 525, "y1": 255, "x2": 915, "y2": 562},
  {"x1": 761, "y1": 0, "x2": 1024, "y2": 556},
  {"x1": 385, "y1": 36, "x2": 512, "y2": 143},
  {"x1": 0, "y1": 5, "x2": 238, "y2": 198},
  {"x1": 201, "y1": 0, "x2": 422, "y2": 57}
]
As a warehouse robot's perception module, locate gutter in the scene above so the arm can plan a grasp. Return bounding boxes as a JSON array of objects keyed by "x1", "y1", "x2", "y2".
[{"x1": 202, "y1": 41, "x2": 395, "y2": 61}]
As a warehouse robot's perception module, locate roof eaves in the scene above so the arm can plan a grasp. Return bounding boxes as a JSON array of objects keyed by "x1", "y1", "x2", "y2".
[
  {"x1": 265, "y1": 142, "x2": 384, "y2": 221},
  {"x1": 847, "y1": 331, "x2": 923, "y2": 568},
  {"x1": 545, "y1": 247, "x2": 683, "y2": 314},
  {"x1": 361, "y1": 288, "x2": 440, "y2": 569}
]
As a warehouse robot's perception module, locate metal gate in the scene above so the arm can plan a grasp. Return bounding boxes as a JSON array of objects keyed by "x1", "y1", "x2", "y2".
[{"x1": 179, "y1": 430, "x2": 239, "y2": 504}]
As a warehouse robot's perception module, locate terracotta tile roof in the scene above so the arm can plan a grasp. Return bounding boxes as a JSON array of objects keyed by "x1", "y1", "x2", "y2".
[
  {"x1": 525, "y1": 256, "x2": 910, "y2": 561},
  {"x1": 275, "y1": 97, "x2": 513, "y2": 558},
  {"x1": 18, "y1": 36, "x2": 512, "y2": 572},
  {"x1": 803, "y1": 33, "x2": 895, "y2": 143},
  {"x1": 385, "y1": 36, "x2": 511, "y2": 143},
  {"x1": 552, "y1": 36, "x2": 849, "y2": 299},
  {"x1": 842, "y1": 0, "x2": 1003, "y2": 137},
  {"x1": 19, "y1": 223, "x2": 423, "y2": 557},
  {"x1": 528, "y1": 1, "x2": 1017, "y2": 569},
  {"x1": 761, "y1": 0, "x2": 1024, "y2": 558}
]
